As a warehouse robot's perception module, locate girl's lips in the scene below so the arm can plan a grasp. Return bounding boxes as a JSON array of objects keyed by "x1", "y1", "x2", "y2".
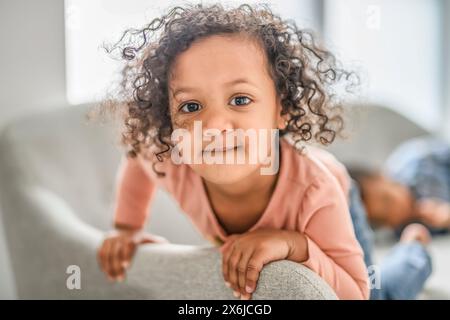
[{"x1": 202, "y1": 145, "x2": 242, "y2": 153}]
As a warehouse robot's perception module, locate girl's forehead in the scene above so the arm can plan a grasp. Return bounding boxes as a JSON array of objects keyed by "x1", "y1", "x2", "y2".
[
  {"x1": 171, "y1": 35, "x2": 265, "y2": 70},
  {"x1": 168, "y1": 36, "x2": 270, "y2": 87}
]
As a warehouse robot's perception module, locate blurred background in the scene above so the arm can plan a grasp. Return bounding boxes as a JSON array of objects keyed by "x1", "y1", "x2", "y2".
[{"x1": 0, "y1": 0, "x2": 449, "y2": 299}]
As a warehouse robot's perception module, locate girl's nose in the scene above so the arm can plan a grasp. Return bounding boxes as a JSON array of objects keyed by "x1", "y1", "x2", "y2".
[{"x1": 202, "y1": 110, "x2": 234, "y2": 134}]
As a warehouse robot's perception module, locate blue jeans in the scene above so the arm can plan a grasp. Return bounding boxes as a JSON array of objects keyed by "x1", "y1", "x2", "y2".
[{"x1": 348, "y1": 179, "x2": 433, "y2": 300}]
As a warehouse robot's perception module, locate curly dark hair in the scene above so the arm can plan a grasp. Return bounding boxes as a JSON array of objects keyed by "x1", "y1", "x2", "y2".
[{"x1": 90, "y1": 2, "x2": 357, "y2": 176}]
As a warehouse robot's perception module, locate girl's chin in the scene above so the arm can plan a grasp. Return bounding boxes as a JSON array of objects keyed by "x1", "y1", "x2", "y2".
[{"x1": 190, "y1": 163, "x2": 260, "y2": 185}]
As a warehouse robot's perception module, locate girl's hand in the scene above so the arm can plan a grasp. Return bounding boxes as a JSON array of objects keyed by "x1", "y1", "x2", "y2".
[
  {"x1": 97, "y1": 226, "x2": 169, "y2": 281},
  {"x1": 220, "y1": 228, "x2": 308, "y2": 300}
]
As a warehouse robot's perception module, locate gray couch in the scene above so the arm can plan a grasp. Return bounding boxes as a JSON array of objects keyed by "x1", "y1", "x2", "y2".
[{"x1": 0, "y1": 104, "x2": 337, "y2": 299}]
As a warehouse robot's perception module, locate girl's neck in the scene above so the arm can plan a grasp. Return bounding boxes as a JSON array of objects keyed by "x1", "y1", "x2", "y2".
[
  {"x1": 203, "y1": 166, "x2": 279, "y2": 202},
  {"x1": 201, "y1": 143, "x2": 283, "y2": 234},
  {"x1": 203, "y1": 166, "x2": 280, "y2": 235}
]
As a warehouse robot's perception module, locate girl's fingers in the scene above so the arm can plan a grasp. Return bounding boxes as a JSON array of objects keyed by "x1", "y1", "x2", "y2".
[
  {"x1": 237, "y1": 248, "x2": 254, "y2": 296},
  {"x1": 97, "y1": 240, "x2": 107, "y2": 274},
  {"x1": 228, "y1": 250, "x2": 242, "y2": 293},
  {"x1": 221, "y1": 243, "x2": 235, "y2": 283},
  {"x1": 111, "y1": 240, "x2": 124, "y2": 280},
  {"x1": 103, "y1": 239, "x2": 114, "y2": 280},
  {"x1": 125, "y1": 239, "x2": 135, "y2": 266},
  {"x1": 220, "y1": 235, "x2": 239, "y2": 275},
  {"x1": 119, "y1": 239, "x2": 133, "y2": 271},
  {"x1": 107, "y1": 239, "x2": 118, "y2": 279},
  {"x1": 244, "y1": 250, "x2": 266, "y2": 294}
]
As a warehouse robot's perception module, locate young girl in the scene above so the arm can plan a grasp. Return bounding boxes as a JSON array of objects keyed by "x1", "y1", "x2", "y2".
[{"x1": 96, "y1": 3, "x2": 369, "y2": 300}]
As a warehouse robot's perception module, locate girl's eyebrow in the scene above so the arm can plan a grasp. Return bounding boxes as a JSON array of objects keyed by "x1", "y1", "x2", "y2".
[
  {"x1": 171, "y1": 77, "x2": 257, "y2": 98},
  {"x1": 223, "y1": 77, "x2": 256, "y2": 87}
]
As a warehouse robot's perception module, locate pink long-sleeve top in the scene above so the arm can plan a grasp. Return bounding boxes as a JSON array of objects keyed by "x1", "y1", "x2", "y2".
[{"x1": 113, "y1": 138, "x2": 369, "y2": 300}]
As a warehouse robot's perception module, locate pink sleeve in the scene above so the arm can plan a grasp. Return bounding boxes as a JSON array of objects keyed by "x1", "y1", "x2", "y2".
[
  {"x1": 113, "y1": 155, "x2": 156, "y2": 229},
  {"x1": 308, "y1": 147, "x2": 351, "y2": 203},
  {"x1": 300, "y1": 175, "x2": 369, "y2": 300}
]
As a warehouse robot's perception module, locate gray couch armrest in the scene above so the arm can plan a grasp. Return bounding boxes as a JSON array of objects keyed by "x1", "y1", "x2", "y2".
[
  {"x1": 1, "y1": 184, "x2": 337, "y2": 299},
  {"x1": 128, "y1": 244, "x2": 337, "y2": 300}
]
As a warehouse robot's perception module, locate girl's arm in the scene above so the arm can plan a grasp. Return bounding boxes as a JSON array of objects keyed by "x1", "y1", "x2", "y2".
[
  {"x1": 299, "y1": 175, "x2": 370, "y2": 300},
  {"x1": 97, "y1": 155, "x2": 160, "y2": 281},
  {"x1": 113, "y1": 154, "x2": 156, "y2": 229}
]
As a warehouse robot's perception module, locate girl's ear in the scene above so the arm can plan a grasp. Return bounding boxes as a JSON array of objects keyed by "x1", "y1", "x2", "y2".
[
  {"x1": 276, "y1": 97, "x2": 288, "y2": 130},
  {"x1": 277, "y1": 115, "x2": 289, "y2": 130}
]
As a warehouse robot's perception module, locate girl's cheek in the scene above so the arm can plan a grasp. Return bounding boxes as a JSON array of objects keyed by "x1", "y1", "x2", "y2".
[{"x1": 171, "y1": 115, "x2": 189, "y2": 130}]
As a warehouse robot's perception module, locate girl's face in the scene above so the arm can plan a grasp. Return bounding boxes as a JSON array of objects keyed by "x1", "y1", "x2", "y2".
[{"x1": 168, "y1": 34, "x2": 285, "y2": 185}]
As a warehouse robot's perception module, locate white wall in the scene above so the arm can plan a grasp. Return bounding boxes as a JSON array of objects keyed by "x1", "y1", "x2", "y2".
[
  {"x1": 443, "y1": 0, "x2": 450, "y2": 142},
  {"x1": 0, "y1": 0, "x2": 67, "y2": 299},
  {"x1": 323, "y1": 0, "x2": 444, "y2": 132}
]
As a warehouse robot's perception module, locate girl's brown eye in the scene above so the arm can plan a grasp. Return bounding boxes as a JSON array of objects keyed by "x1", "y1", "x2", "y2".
[
  {"x1": 180, "y1": 102, "x2": 202, "y2": 113},
  {"x1": 230, "y1": 96, "x2": 252, "y2": 107}
]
